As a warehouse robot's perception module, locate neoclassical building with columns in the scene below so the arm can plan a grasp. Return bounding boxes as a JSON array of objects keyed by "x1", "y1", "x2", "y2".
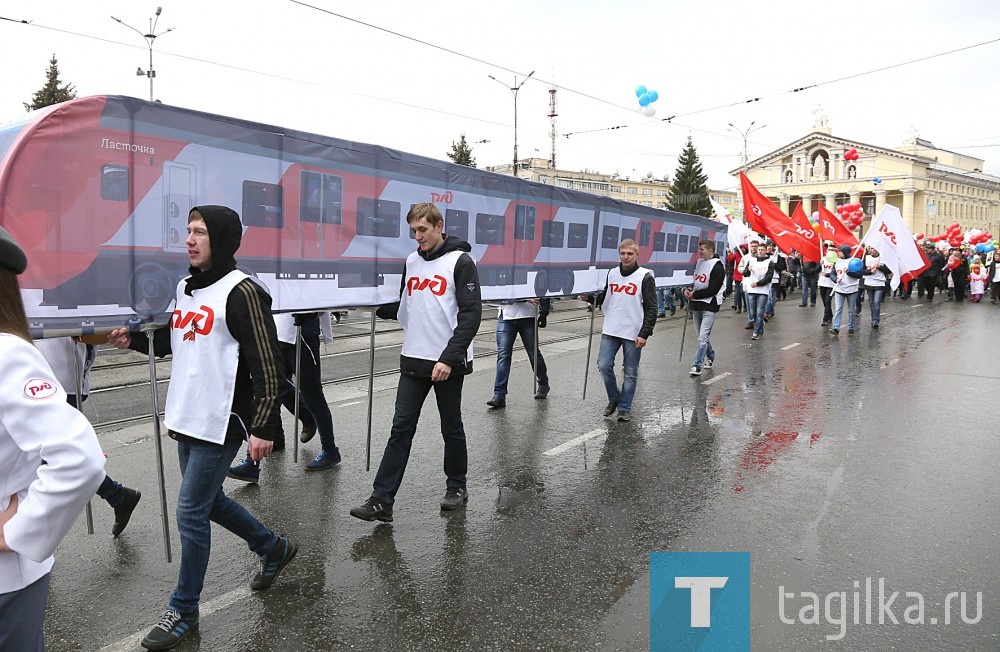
[{"x1": 734, "y1": 114, "x2": 1000, "y2": 238}]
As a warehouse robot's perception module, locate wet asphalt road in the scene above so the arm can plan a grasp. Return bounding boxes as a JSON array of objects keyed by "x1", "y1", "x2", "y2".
[{"x1": 43, "y1": 296, "x2": 999, "y2": 651}]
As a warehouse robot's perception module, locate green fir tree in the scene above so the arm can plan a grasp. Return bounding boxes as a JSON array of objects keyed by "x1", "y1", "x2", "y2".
[
  {"x1": 667, "y1": 136, "x2": 712, "y2": 217},
  {"x1": 24, "y1": 55, "x2": 77, "y2": 111},
  {"x1": 446, "y1": 133, "x2": 477, "y2": 167}
]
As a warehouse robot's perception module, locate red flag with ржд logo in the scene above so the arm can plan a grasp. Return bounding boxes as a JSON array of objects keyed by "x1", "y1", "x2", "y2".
[
  {"x1": 816, "y1": 203, "x2": 861, "y2": 248},
  {"x1": 739, "y1": 172, "x2": 818, "y2": 260},
  {"x1": 789, "y1": 203, "x2": 822, "y2": 263}
]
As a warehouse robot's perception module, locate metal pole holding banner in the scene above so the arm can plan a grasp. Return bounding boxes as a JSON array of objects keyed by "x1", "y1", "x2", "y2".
[
  {"x1": 679, "y1": 288, "x2": 691, "y2": 363},
  {"x1": 71, "y1": 342, "x2": 94, "y2": 535},
  {"x1": 142, "y1": 325, "x2": 172, "y2": 563},
  {"x1": 365, "y1": 309, "x2": 377, "y2": 472},
  {"x1": 532, "y1": 301, "x2": 539, "y2": 396},
  {"x1": 292, "y1": 322, "x2": 302, "y2": 464},
  {"x1": 582, "y1": 296, "x2": 597, "y2": 400}
]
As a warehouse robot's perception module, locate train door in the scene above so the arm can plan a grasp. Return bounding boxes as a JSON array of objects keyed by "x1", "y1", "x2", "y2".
[
  {"x1": 513, "y1": 204, "x2": 536, "y2": 285},
  {"x1": 162, "y1": 161, "x2": 197, "y2": 252},
  {"x1": 299, "y1": 170, "x2": 343, "y2": 260}
]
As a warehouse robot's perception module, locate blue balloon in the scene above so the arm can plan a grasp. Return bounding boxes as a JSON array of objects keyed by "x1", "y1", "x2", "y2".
[
  {"x1": 635, "y1": 85, "x2": 647, "y2": 98},
  {"x1": 847, "y1": 258, "x2": 863, "y2": 273},
  {"x1": 985, "y1": 243, "x2": 995, "y2": 253},
  {"x1": 873, "y1": 177, "x2": 882, "y2": 185},
  {"x1": 648, "y1": 90, "x2": 659, "y2": 103},
  {"x1": 638, "y1": 93, "x2": 652, "y2": 107},
  {"x1": 976, "y1": 243, "x2": 986, "y2": 253}
]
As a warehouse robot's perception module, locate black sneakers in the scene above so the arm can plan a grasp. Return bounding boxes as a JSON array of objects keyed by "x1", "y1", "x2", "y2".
[
  {"x1": 251, "y1": 536, "x2": 298, "y2": 590},
  {"x1": 298, "y1": 421, "x2": 317, "y2": 444},
  {"x1": 227, "y1": 455, "x2": 260, "y2": 483},
  {"x1": 486, "y1": 394, "x2": 506, "y2": 408},
  {"x1": 440, "y1": 487, "x2": 468, "y2": 510},
  {"x1": 603, "y1": 401, "x2": 618, "y2": 417},
  {"x1": 112, "y1": 488, "x2": 142, "y2": 537},
  {"x1": 141, "y1": 608, "x2": 199, "y2": 651},
  {"x1": 616, "y1": 411, "x2": 631, "y2": 422},
  {"x1": 534, "y1": 386, "x2": 550, "y2": 399},
  {"x1": 350, "y1": 497, "x2": 394, "y2": 522}
]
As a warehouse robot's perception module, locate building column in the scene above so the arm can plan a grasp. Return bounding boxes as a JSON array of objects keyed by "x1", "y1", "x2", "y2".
[
  {"x1": 824, "y1": 193, "x2": 837, "y2": 213},
  {"x1": 779, "y1": 193, "x2": 790, "y2": 216},
  {"x1": 800, "y1": 194, "x2": 813, "y2": 216},
  {"x1": 901, "y1": 188, "x2": 916, "y2": 233}
]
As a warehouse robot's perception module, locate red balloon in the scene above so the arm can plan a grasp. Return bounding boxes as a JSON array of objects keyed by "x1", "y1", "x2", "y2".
[{"x1": 914, "y1": 232, "x2": 925, "y2": 240}]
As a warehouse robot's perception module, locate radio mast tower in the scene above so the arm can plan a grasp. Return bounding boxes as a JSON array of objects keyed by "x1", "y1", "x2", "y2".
[{"x1": 547, "y1": 85, "x2": 558, "y2": 169}]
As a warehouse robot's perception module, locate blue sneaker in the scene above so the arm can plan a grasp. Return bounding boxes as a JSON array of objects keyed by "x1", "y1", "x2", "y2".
[
  {"x1": 140, "y1": 608, "x2": 199, "y2": 651},
  {"x1": 251, "y1": 536, "x2": 298, "y2": 590},
  {"x1": 305, "y1": 448, "x2": 341, "y2": 472},
  {"x1": 227, "y1": 455, "x2": 260, "y2": 483}
]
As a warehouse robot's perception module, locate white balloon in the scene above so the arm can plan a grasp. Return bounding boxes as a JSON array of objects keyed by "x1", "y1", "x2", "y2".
[{"x1": 641, "y1": 105, "x2": 656, "y2": 117}]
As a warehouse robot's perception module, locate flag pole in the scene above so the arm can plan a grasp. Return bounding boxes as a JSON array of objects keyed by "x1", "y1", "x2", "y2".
[
  {"x1": 581, "y1": 295, "x2": 597, "y2": 400},
  {"x1": 71, "y1": 343, "x2": 94, "y2": 535}
]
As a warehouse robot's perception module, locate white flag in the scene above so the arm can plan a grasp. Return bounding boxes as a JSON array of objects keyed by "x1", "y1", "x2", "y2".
[
  {"x1": 860, "y1": 205, "x2": 930, "y2": 291},
  {"x1": 709, "y1": 198, "x2": 734, "y2": 224}
]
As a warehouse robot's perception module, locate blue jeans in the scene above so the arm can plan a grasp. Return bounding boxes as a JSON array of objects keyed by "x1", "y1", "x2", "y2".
[
  {"x1": 494, "y1": 316, "x2": 548, "y2": 395},
  {"x1": 372, "y1": 373, "x2": 467, "y2": 504},
  {"x1": 746, "y1": 293, "x2": 768, "y2": 335},
  {"x1": 597, "y1": 335, "x2": 642, "y2": 413},
  {"x1": 866, "y1": 287, "x2": 885, "y2": 325},
  {"x1": 279, "y1": 316, "x2": 337, "y2": 453},
  {"x1": 692, "y1": 311, "x2": 716, "y2": 367},
  {"x1": 832, "y1": 291, "x2": 858, "y2": 331},
  {"x1": 765, "y1": 283, "x2": 777, "y2": 315},
  {"x1": 732, "y1": 282, "x2": 744, "y2": 311},
  {"x1": 656, "y1": 288, "x2": 675, "y2": 315},
  {"x1": 171, "y1": 435, "x2": 277, "y2": 614}
]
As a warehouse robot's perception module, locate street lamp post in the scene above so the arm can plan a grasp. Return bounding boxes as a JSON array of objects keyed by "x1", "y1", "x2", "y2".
[
  {"x1": 489, "y1": 71, "x2": 535, "y2": 177},
  {"x1": 112, "y1": 7, "x2": 174, "y2": 102},
  {"x1": 728, "y1": 121, "x2": 767, "y2": 173}
]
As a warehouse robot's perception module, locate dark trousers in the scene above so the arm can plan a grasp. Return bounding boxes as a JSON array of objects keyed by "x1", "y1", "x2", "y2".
[
  {"x1": 918, "y1": 275, "x2": 938, "y2": 299},
  {"x1": 278, "y1": 317, "x2": 337, "y2": 453},
  {"x1": 372, "y1": 373, "x2": 467, "y2": 504},
  {"x1": 819, "y1": 286, "x2": 834, "y2": 323},
  {"x1": 0, "y1": 573, "x2": 49, "y2": 652}
]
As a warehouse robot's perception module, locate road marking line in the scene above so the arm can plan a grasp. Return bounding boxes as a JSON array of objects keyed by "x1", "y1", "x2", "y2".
[
  {"x1": 701, "y1": 372, "x2": 731, "y2": 386},
  {"x1": 339, "y1": 400, "x2": 362, "y2": 407},
  {"x1": 100, "y1": 586, "x2": 252, "y2": 652},
  {"x1": 883, "y1": 357, "x2": 900, "y2": 368},
  {"x1": 781, "y1": 342, "x2": 801, "y2": 350},
  {"x1": 543, "y1": 428, "x2": 607, "y2": 456}
]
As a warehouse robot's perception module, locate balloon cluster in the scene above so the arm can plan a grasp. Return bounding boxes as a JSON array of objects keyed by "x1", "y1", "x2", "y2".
[
  {"x1": 635, "y1": 85, "x2": 660, "y2": 117},
  {"x1": 835, "y1": 203, "x2": 864, "y2": 230},
  {"x1": 872, "y1": 177, "x2": 883, "y2": 185},
  {"x1": 924, "y1": 223, "x2": 996, "y2": 251},
  {"x1": 844, "y1": 148, "x2": 859, "y2": 161}
]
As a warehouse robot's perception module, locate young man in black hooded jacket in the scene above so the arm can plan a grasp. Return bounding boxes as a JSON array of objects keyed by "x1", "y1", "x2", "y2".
[
  {"x1": 351, "y1": 202, "x2": 482, "y2": 522},
  {"x1": 110, "y1": 206, "x2": 294, "y2": 651}
]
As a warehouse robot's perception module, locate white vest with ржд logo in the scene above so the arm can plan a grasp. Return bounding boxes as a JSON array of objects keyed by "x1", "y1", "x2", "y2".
[
  {"x1": 164, "y1": 270, "x2": 245, "y2": 444},
  {"x1": 398, "y1": 249, "x2": 473, "y2": 364},
  {"x1": 744, "y1": 257, "x2": 773, "y2": 295},
  {"x1": 692, "y1": 258, "x2": 724, "y2": 306},
  {"x1": 601, "y1": 266, "x2": 652, "y2": 340}
]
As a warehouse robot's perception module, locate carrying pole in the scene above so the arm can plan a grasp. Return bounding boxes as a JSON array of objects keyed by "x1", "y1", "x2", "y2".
[
  {"x1": 142, "y1": 325, "x2": 172, "y2": 563},
  {"x1": 365, "y1": 310, "x2": 377, "y2": 472},
  {"x1": 292, "y1": 322, "x2": 302, "y2": 464},
  {"x1": 581, "y1": 296, "x2": 597, "y2": 400},
  {"x1": 71, "y1": 343, "x2": 94, "y2": 535}
]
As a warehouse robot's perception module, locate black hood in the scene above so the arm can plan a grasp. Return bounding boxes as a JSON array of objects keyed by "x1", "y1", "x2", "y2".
[
  {"x1": 418, "y1": 233, "x2": 471, "y2": 261},
  {"x1": 184, "y1": 205, "x2": 243, "y2": 296}
]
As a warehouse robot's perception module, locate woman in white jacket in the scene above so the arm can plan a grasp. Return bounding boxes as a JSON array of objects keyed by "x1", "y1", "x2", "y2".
[{"x1": 0, "y1": 226, "x2": 106, "y2": 650}]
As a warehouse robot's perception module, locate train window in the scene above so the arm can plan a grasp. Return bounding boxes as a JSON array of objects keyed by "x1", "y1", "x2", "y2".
[
  {"x1": 678, "y1": 235, "x2": 689, "y2": 252},
  {"x1": 299, "y1": 171, "x2": 342, "y2": 224},
  {"x1": 514, "y1": 205, "x2": 536, "y2": 240},
  {"x1": 357, "y1": 198, "x2": 401, "y2": 237},
  {"x1": 475, "y1": 213, "x2": 505, "y2": 245},
  {"x1": 242, "y1": 181, "x2": 283, "y2": 228},
  {"x1": 101, "y1": 164, "x2": 129, "y2": 201},
  {"x1": 601, "y1": 225, "x2": 619, "y2": 249},
  {"x1": 568, "y1": 223, "x2": 589, "y2": 248},
  {"x1": 666, "y1": 233, "x2": 678, "y2": 252},
  {"x1": 653, "y1": 232, "x2": 666, "y2": 251},
  {"x1": 689, "y1": 237, "x2": 700, "y2": 253},
  {"x1": 621, "y1": 228, "x2": 636, "y2": 243},
  {"x1": 639, "y1": 221, "x2": 652, "y2": 247},
  {"x1": 445, "y1": 209, "x2": 469, "y2": 242},
  {"x1": 541, "y1": 220, "x2": 565, "y2": 248}
]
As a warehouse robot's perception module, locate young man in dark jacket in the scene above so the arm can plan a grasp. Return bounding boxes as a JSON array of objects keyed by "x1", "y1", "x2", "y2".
[
  {"x1": 684, "y1": 240, "x2": 726, "y2": 376},
  {"x1": 110, "y1": 206, "x2": 293, "y2": 651},
  {"x1": 917, "y1": 242, "x2": 944, "y2": 300},
  {"x1": 351, "y1": 202, "x2": 482, "y2": 522}
]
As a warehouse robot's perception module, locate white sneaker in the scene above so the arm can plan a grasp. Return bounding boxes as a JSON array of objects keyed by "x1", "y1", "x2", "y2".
[
  {"x1": 689, "y1": 366, "x2": 702, "y2": 376},
  {"x1": 703, "y1": 358, "x2": 713, "y2": 369}
]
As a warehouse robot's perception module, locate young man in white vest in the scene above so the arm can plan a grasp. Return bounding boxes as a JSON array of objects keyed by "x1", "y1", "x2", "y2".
[
  {"x1": 351, "y1": 202, "x2": 482, "y2": 522},
  {"x1": 487, "y1": 297, "x2": 551, "y2": 408},
  {"x1": 110, "y1": 206, "x2": 295, "y2": 651},
  {"x1": 592, "y1": 238, "x2": 656, "y2": 422},
  {"x1": 684, "y1": 240, "x2": 726, "y2": 376}
]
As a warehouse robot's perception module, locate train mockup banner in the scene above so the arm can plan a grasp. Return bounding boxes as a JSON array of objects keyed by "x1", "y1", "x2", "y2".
[{"x1": 0, "y1": 96, "x2": 727, "y2": 337}]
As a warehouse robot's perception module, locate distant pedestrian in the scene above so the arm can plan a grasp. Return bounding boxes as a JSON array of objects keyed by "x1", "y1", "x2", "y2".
[
  {"x1": 830, "y1": 245, "x2": 863, "y2": 335},
  {"x1": 818, "y1": 242, "x2": 837, "y2": 326},
  {"x1": 969, "y1": 264, "x2": 987, "y2": 302},
  {"x1": 863, "y1": 246, "x2": 891, "y2": 328},
  {"x1": 685, "y1": 240, "x2": 725, "y2": 376},
  {"x1": 350, "y1": 202, "x2": 482, "y2": 523},
  {"x1": 743, "y1": 243, "x2": 775, "y2": 340},
  {"x1": 799, "y1": 254, "x2": 819, "y2": 307}
]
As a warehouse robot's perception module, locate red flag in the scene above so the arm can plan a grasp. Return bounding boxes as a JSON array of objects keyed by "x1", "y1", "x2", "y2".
[
  {"x1": 816, "y1": 203, "x2": 860, "y2": 248},
  {"x1": 789, "y1": 203, "x2": 822, "y2": 263},
  {"x1": 739, "y1": 172, "x2": 817, "y2": 259}
]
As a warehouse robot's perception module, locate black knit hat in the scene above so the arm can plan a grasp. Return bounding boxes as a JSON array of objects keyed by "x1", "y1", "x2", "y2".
[{"x1": 0, "y1": 226, "x2": 27, "y2": 274}]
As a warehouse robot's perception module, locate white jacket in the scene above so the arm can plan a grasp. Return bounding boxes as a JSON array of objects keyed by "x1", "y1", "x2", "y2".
[{"x1": 0, "y1": 334, "x2": 105, "y2": 595}]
